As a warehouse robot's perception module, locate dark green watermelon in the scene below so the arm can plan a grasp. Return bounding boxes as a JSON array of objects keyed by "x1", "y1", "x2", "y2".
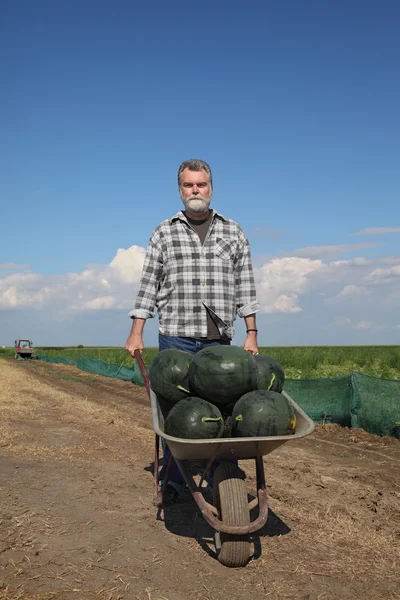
[
  {"x1": 188, "y1": 345, "x2": 258, "y2": 406},
  {"x1": 164, "y1": 397, "x2": 224, "y2": 439},
  {"x1": 231, "y1": 390, "x2": 296, "y2": 437},
  {"x1": 255, "y1": 354, "x2": 285, "y2": 393},
  {"x1": 149, "y1": 349, "x2": 191, "y2": 404},
  {"x1": 157, "y1": 394, "x2": 174, "y2": 419}
]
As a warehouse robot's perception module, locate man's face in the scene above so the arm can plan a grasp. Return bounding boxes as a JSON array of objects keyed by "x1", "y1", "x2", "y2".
[{"x1": 180, "y1": 168, "x2": 212, "y2": 214}]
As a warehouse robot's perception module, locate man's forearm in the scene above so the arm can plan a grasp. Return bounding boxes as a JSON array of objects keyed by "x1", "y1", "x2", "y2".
[
  {"x1": 244, "y1": 314, "x2": 257, "y2": 333},
  {"x1": 130, "y1": 318, "x2": 146, "y2": 336},
  {"x1": 243, "y1": 313, "x2": 258, "y2": 354}
]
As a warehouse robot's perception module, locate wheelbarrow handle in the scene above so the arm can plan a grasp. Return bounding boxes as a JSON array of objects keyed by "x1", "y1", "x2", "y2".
[
  {"x1": 133, "y1": 349, "x2": 151, "y2": 397},
  {"x1": 133, "y1": 350, "x2": 162, "y2": 505}
]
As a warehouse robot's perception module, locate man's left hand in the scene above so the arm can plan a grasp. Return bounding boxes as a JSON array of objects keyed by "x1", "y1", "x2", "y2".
[{"x1": 243, "y1": 333, "x2": 258, "y2": 355}]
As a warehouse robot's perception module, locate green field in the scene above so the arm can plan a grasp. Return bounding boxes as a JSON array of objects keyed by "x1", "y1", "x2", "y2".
[{"x1": 2, "y1": 345, "x2": 400, "y2": 379}]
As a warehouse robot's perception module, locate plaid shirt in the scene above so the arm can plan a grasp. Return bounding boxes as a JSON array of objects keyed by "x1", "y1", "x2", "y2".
[{"x1": 129, "y1": 209, "x2": 259, "y2": 338}]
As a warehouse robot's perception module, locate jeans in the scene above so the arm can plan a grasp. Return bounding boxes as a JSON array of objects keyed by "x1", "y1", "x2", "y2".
[
  {"x1": 158, "y1": 334, "x2": 233, "y2": 492},
  {"x1": 158, "y1": 334, "x2": 230, "y2": 354}
]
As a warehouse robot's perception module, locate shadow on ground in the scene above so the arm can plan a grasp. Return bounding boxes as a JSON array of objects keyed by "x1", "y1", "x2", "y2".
[{"x1": 144, "y1": 460, "x2": 291, "y2": 562}]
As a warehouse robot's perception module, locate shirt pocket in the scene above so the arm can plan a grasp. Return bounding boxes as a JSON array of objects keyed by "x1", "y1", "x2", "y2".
[{"x1": 215, "y1": 238, "x2": 237, "y2": 261}]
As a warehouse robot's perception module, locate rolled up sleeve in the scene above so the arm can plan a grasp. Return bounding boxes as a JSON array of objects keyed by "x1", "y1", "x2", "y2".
[
  {"x1": 235, "y1": 235, "x2": 260, "y2": 318},
  {"x1": 128, "y1": 231, "x2": 163, "y2": 320}
]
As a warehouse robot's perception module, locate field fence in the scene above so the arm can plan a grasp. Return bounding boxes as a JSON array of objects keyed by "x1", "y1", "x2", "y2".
[
  {"x1": 285, "y1": 373, "x2": 400, "y2": 438},
  {"x1": 36, "y1": 354, "x2": 399, "y2": 439},
  {"x1": 36, "y1": 354, "x2": 145, "y2": 386}
]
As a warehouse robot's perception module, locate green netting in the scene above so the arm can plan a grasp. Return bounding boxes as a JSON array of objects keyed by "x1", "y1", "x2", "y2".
[
  {"x1": 285, "y1": 371, "x2": 400, "y2": 437},
  {"x1": 36, "y1": 354, "x2": 144, "y2": 386},
  {"x1": 37, "y1": 355, "x2": 77, "y2": 366},
  {"x1": 285, "y1": 375, "x2": 352, "y2": 427},
  {"x1": 76, "y1": 356, "x2": 144, "y2": 385},
  {"x1": 350, "y1": 372, "x2": 400, "y2": 438}
]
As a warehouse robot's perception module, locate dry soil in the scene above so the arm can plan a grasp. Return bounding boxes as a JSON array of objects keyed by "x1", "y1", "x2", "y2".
[{"x1": 0, "y1": 359, "x2": 399, "y2": 600}]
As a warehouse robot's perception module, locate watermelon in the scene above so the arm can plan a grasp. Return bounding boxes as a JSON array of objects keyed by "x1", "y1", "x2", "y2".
[
  {"x1": 188, "y1": 345, "x2": 258, "y2": 406},
  {"x1": 164, "y1": 397, "x2": 224, "y2": 439},
  {"x1": 255, "y1": 354, "x2": 285, "y2": 393},
  {"x1": 149, "y1": 349, "x2": 191, "y2": 404},
  {"x1": 231, "y1": 390, "x2": 296, "y2": 437}
]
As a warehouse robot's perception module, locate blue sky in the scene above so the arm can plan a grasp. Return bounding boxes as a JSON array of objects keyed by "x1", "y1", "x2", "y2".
[{"x1": 1, "y1": 0, "x2": 399, "y2": 346}]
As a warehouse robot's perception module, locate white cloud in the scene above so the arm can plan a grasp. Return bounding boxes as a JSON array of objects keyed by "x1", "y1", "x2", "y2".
[
  {"x1": 0, "y1": 274, "x2": 48, "y2": 308},
  {"x1": 353, "y1": 321, "x2": 372, "y2": 330},
  {"x1": 273, "y1": 294, "x2": 302, "y2": 313},
  {"x1": 256, "y1": 257, "x2": 325, "y2": 313},
  {"x1": 74, "y1": 296, "x2": 117, "y2": 311},
  {"x1": 255, "y1": 250, "x2": 400, "y2": 322},
  {"x1": 322, "y1": 316, "x2": 352, "y2": 329},
  {"x1": 0, "y1": 247, "x2": 145, "y2": 312},
  {"x1": 109, "y1": 246, "x2": 146, "y2": 284},
  {"x1": 335, "y1": 285, "x2": 371, "y2": 299},
  {"x1": 365, "y1": 265, "x2": 400, "y2": 285},
  {"x1": 282, "y1": 243, "x2": 379, "y2": 259},
  {"x1": 353, "y1": 227, "x2": 400, "y2": 236}
]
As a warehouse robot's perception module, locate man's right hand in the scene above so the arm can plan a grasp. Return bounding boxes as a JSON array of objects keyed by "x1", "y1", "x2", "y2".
[{"x1": 125, "y1": 334, "x2": 144, "y2": 357}]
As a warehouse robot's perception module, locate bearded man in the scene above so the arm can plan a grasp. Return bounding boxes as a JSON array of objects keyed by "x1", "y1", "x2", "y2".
[{"x1": 126, "y1": 158, "x2": 259, "y2": 501}]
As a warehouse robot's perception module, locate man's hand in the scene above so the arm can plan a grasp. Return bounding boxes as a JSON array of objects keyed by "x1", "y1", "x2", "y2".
[
  {"x1": 243, "y1": 332, "x2": 258, "y2": 355},
  {"x1": 125, "y1": 333, "x2": 144, "y2": 357},
  {"x1": 125, "y1": 318, "x2": 146, "y2": 357}
]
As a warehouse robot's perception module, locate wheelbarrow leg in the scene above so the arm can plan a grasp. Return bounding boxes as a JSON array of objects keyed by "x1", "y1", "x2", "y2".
[
  {"x1": 154, "y1": 434, "x2": 162, "y2": 506},
  {"x1": 153, "y1": 433, "x2": 175, "y2": 507},
  {"x1": 255, "y1": 453, "x2": 268, "y2": 524},
  {"x1": 255, "y1": 453, "x2": 267, "y2": 491}
]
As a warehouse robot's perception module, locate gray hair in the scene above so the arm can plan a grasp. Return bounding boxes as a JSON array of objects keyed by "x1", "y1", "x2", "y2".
[{"x1": 177, "y1": 159, "x2": 213, "y2": 190}]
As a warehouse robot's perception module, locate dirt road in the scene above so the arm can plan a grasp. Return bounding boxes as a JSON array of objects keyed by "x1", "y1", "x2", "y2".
[{"x1": 1, "y1": 359, "x2": 399, "y2": 600}]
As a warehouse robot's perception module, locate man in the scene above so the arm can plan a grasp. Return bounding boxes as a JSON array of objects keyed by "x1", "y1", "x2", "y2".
[{"x1": 126, "y1": 159, "x2": 259, "y2": 500}]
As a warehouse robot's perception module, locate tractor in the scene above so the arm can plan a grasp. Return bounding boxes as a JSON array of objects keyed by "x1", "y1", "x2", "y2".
[{"x1": 14, "y1": 339, "x2": 35, "y2": 360}]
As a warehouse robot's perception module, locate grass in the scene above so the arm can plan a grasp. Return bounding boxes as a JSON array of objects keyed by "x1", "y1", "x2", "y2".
[
  {"x1": 1, "y1": 344, "x2": 395, "y2": 380},
  {"x1": 265, "y1": 345, "x2": 400, "y2": 379},
  {"x1": 0, "y1": 348, "x2": 15, "y2": 358},
  {"x1": 53, "y1": 373, "x2": 82, "y2": 383},
  {"x1": 2, "y1": 344, "x2": 400, "y2": 379},
  {"x1": 37, "y1": 346, "x2": 156, "y2": 367}
]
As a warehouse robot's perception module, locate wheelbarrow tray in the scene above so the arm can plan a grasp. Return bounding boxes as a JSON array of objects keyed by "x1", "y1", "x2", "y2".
[
  {"x1": 150, "y1": 388, "x2": 315, "y2": 461},
  {"x1": 134, "y1": 351, "x2": 316, "y2": 558}
]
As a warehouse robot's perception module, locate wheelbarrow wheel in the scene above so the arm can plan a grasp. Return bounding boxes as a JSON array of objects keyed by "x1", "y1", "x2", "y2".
[{"x1": 213, "y1": 461, "x2": 251, "y2": 568}]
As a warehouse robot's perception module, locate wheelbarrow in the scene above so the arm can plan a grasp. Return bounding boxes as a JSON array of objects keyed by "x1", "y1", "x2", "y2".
[{"x1": 134, "y1": 351, "x2": 315, "y2": 567}]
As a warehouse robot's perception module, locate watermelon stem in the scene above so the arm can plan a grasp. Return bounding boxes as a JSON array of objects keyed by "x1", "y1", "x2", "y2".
[
  {"x1": 267, "y1": 373, "x2": 276, "y2": 391},
  {"x1": 176, "y1": 385, "x2": 190, "y2": 393},
  {"x1": 201, "y1": 417, "x2": 223, "y2": 423}
]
